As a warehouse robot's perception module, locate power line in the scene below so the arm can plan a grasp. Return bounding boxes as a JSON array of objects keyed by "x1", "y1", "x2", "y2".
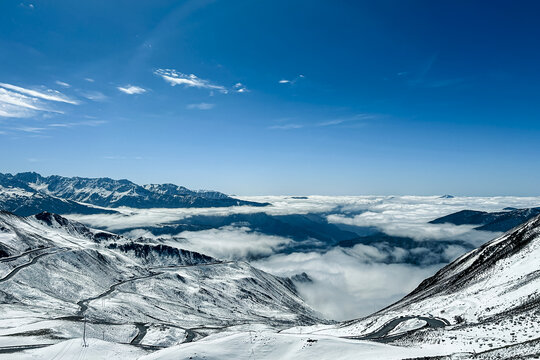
[{"x1": 82, "y1": 315, "x2": 88, "y2": 347}]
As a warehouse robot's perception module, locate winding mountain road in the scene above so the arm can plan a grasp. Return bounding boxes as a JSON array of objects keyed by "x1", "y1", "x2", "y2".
[
  {"x1": 345, "y1": 316, "x2": 448, "y2": 342},
  {"x1": 75, "y1": 261, "x2": 234, "y2": 344},
  {"x1": 76, "y1": 272, "x2": 164, "y2": 317},
  {"x1": 130, "y1": 323, "x2": 149, "y2": 345},
  {"x1": 0, "y1": 248, "x2": 65, "y2": 283},
  {"x1": 1, "y1": 253, "x2": 235, "y2": 350},
  {"x1": 0, "y1": 246, "x2": 51, "y2": 262},
  {"x1": 149, "y1": 260, "x2": 232, "y2": 270}
]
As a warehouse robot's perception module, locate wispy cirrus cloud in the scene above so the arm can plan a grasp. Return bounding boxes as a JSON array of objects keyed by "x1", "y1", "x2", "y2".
[
  {"x1": 5, "y1": 119, "x2": 106, "y2": 136},
  {"x1": 0, "y1": 83, "x2": 79, "y2": 105},
  {"x1": 79, "y1": 90, "x2": 107, "y2": 102},
  {"x1": 117, "y1": 85, "x2": 147, "y2": 95},
  {"x1": 398, "y1": 54, "x2": 467, "y2": 89},
  {"x1": 187, "y1": 102, "x2": 215, "y2": 110},
  {"x1": 0, "y1": 88, "x2": 48, "y2": 118},
  {"x1": 279, "y1": 74, "x2": 305, "y2": 85},
  {"x1": 154, "y1": 69, "x2": 228, "y2": 93},
  {"x1": 0, "y1": 83, "x2": 77, "y2": 118},
  {"x1": 48, "y1": 120, "x2": 106, "y2": 128},
  {"x1": 268, "y1": 123, "x2": 304, "y2": 130},
  {"x1": 55, "y1": 81, "x2": 71, "y2": 88},
  {"x1": 269, "y1": 113, "x2": 374, "y2": 130},
  {"x1": 316, "y1": 114, "x2": 376, "y2": 127},
  {"x1": 15, "y1": 126, "x2": 46, "y2": 133},
  {"x1": 103, "y1": 155, "x2": 145, "y2": 160}
]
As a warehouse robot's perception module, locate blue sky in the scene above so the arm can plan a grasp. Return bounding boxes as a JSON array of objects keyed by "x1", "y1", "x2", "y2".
[{"x1": 1, "y1": 0, "x2": 539, "y2": 195}]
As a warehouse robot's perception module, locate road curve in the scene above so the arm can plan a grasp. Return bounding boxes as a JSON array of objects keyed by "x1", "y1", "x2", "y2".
[
  {"x1": 0, "y1": 249, "x2": 64, "y2": 283},
  {"x1": 77, "y1": 261, "x2": 233, "y2": 316},
  {"x1": 345, "y1": 316, "x2": 448, "y2": 342},
  {"x1": 77, "y1": 272, "x2": 163, "y2": 316},
  {"x1": 130, "y1": 323, "x2": 148, "y2": 345},
  {"x1": 0, "y1": 246, "x2": 51, "y2": 262}
]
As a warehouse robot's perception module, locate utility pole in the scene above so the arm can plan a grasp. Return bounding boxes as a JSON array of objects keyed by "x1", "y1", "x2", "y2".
[{"x1": 83, "y1": 315, "x2": 88, "y2": 347}]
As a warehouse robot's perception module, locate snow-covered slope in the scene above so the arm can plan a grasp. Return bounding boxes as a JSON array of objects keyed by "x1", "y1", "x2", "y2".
[
  {"x1": 313, "y1": 214, "x2": 540, "y2": 356},
  {"x1": 0, "y1": 172, "x2": 266, "y2": 211},
  {"x1": 0, "y1": 211, "x2": 323, "y2": 354},
  {"x1": 378, "y1": 212, "x2": 540, "y2": 323}
]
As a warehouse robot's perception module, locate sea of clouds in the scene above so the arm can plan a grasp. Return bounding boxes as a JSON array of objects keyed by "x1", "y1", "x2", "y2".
[{"x1": 67, "y1": 195, "x2": 540, "y2": 321}]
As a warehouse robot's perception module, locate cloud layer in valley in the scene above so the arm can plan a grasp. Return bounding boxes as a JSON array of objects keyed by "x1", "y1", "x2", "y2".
[
  {"x1": 125, "y1": 226, "x2": 291, "y2": 260},
  {"x1": 66, "y1": 195, "x2": 540, "y2": 321},
  {"x1": 68, "y1": 195, "x2": 540, "y2": 239},
  {"x1": 253, "y1": 248, "x2": 441, "y2": 320}
]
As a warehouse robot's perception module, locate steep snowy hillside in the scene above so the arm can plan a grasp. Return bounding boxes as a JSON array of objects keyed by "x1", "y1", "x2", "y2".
[
  {"x1": 315, "y1": 214, "x2": 540, "y2": 356},
  {"x1": 0, "y1": 172, "x2": 266, "y2": 210},
  {"x1": 0, "y1": 211, "x2": 323, "y2": 355}
]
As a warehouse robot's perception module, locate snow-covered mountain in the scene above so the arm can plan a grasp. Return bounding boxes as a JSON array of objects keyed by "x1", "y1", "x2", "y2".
[
  {"x1": 0, "y1": 172, "x2": 266, "y2": 215},
  {"x1": 0, "y1": 211, "x2": 324, "y2": 354}
]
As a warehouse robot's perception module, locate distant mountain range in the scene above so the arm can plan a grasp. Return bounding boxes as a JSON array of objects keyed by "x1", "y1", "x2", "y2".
[
  {"x1": 430, "y1": 207, "x2": 540, "y2": 232},
  {"x1": 0, "y1": 172, "x2": 266, "y2": 216}
]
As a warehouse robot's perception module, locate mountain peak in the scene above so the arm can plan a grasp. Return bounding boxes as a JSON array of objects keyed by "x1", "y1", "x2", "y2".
[{"x1": 34, "y1": 211, "x2": 71, "y2": 227}]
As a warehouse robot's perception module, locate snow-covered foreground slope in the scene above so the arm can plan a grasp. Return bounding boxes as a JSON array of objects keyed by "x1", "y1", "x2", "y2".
[
  {"x1": 0, "y1": 211, "x2": 323, "y2": 356},
  {"x1": 12, "y1": 330, "x2": 447, "y2": 360},
  {"x1": 139, "y1": 327, "x2": 440, "y2": 360}
]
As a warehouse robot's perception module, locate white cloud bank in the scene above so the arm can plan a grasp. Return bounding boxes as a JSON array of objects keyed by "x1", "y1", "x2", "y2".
[
  {"x1": 253, "y1": 248, "x2": 441, "y2": 320},
  {"x1": 68, "y1": 195, "x2": 540, "y2": 240},
  {"x1": 144, "y1": 226, "x2": 291, "y2": 260}
]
